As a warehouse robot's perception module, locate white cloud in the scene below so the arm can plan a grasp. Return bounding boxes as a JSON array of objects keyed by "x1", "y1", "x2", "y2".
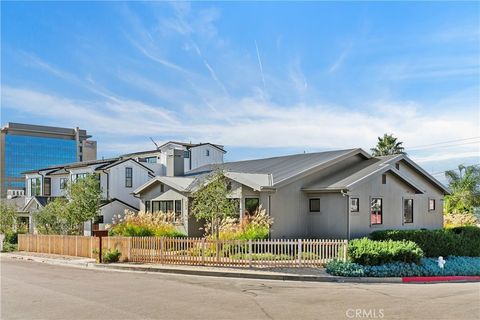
[{"x1": 3, "y1": 85, "x2": 479, "y2": 162}]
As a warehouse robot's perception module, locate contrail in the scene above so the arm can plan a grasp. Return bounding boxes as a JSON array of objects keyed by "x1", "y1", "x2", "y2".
[{"x1": 255, "y1": 40, "x2": 266, "y2": 92}]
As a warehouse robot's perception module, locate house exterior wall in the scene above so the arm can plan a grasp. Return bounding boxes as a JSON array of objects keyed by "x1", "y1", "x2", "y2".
[
  {"x1": 106, "y1": 160, "x2": 151, "y2": 208},
  {"x1": 348, "y1": 167, "x2": 444, "y2": 238},
  {"x1": 187, "y1": 145, "x2": 224, "y2": 172},
  {"x1": 305, "y1": 192, "x2": 348, "y2": 239},
  {"x1": 268, "y1": 155, "x2": 365, "y2": 239},
  {"x1": 50, "y1": 174, "x2": 69, "y2": 196},
  {"x1": 100, "y1": 201, "x2": 138, "y2": 226}
]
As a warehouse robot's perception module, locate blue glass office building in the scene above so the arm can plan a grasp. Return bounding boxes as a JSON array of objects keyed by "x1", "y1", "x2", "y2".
[{"x1": 0, "y1": 123, "x2": 96, "y2": 197}]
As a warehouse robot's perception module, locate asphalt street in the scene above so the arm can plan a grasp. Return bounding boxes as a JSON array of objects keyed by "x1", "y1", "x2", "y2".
[{"x1": 1, "y1": 258, "x2": 479, "y2": 320}]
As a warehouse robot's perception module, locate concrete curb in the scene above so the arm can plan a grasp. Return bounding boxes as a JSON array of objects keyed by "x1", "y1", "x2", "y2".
[
  {"x1": 6, "y1": 253, "x2": 477, "y2": 284},
  {"x1": 93, "y1": 263, "x2": 403, "y2": 283}
]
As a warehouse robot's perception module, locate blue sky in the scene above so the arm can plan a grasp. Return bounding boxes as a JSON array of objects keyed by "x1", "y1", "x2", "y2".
[{"x1": 1, "y1": 2, "x2": 479, "y2": 181}]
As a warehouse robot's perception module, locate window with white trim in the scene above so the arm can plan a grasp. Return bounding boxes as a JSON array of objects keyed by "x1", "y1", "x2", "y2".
[
  {"x1": 350, "y1": 198, "x2": 359, "y2": 212},
  {"x1": 403, "y1": 199, "x2": 413, "y2": 224},
  {"x1": 125, "y1": 167, "x2": 133, "y2": 188},
  {"x1": 370, "y1": 198, "x2": 383, "y2": 225}
]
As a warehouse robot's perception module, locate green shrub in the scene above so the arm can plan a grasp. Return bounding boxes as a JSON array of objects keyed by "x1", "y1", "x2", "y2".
[
  {"x1": 102, "y1": 248, "x2": 121, "y2": 263},
  {"x1": 109, "y1": 224, "x2": 155, "y2": 237},
  {"x1": 348, "y1": 238, "x2": 423, "y2": 266},
  {"x1": 1, "y1": 231, "x2": 19, "y2": 252},
  {"x1": 326, "y1": 260, "x2": 365, "y2": 277},
  {"x1": 370, "y1": 227, "x2": 480, "y2": 257},
  {"x1": 326, "y1": 256, "x2": 480, "y2": 277},
  {"x1": 3, "y1": 231, "x2": 18, "y2": 244},
  {"x1": 236, "y1": 224, "x2": 270, "y2": 240},
  {"x1": 2, "y1": 242, "x2": 17, "y2": 252}
]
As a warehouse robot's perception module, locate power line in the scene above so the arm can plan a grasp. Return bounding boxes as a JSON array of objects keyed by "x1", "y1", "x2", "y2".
[
  {"x1": 408, "y1": 136, "x2": 480, "y2": 149},
  {"x1": 409, "y1": 140, "x2": 480, "y2": 151},
  {"x1": 430, "y1": 163, "x2": 480, "y2": 176}
]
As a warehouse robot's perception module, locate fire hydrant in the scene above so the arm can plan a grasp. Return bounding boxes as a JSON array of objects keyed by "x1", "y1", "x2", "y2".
[{"x1": 437, "y1": 256, "x2": 446, "y2": 269}]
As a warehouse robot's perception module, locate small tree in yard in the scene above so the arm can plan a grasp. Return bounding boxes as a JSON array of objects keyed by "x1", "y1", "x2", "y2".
[
  {"x1": 0, "y1": 201, "x2": 17, "y2": 234},
  {"x1": 190, "y1": 171, "x2": 238, "y2": 239},
  {"x1": 35, "y1": 174, "x2": 102, "y2": 235},
  {"x1": 35, "y1": 198, "x2": 69, "y2": 234},
  {"x1": 66, "y1": 174, "x2": 102, "y2": 231}
]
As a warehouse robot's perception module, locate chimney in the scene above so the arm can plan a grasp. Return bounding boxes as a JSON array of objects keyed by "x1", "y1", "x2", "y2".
[{"x1": 166, "y1": 149, "x2": 184, "y2": 177}]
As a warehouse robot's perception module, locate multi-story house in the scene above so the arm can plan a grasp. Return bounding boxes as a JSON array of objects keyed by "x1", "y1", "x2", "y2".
[{"x1": 21, "y1": 141, "x2": 225, "y2": 234}]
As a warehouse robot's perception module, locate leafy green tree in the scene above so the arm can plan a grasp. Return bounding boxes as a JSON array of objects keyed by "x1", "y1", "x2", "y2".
[
  {"x1": 34, "y1": 174, "x2": 102, "y2": 235},
  {"x1": 370, "y1": 134, "x2": 405, "y2": 156},
  {"x1": 35, "y1": 198, "x2": 69, "y2": 234},
  {"x1": 190, "y1": 171, "x2": 238, "y2": 239},
  {"x1": 66, "y1": 173, "x2": 102, "y2": 232},
  {"x1": 444, "y1": 165, "x2": 480, "y2": 214},
  {"x1": 0, "y1": 201, "x2": 17, "y2": 234}
]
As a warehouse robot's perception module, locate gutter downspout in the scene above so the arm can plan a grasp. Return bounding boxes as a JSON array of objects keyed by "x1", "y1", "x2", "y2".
[{"x1": 341, "y1": 189, "x2": 350, "y2": 240}]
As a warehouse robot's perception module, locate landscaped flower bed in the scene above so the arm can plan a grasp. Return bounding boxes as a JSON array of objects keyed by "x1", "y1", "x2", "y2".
[{"x1": 326, "y1": 256, "x2": 480, "y2": 277}]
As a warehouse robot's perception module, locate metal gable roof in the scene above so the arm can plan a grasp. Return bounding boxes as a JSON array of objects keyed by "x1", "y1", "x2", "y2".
[{"x1": 187, "y1": 149, "x2": 367, "y2": 186}]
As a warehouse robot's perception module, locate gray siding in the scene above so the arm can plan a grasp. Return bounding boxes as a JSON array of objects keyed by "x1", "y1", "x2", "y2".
[
  {"x1": 269, "y1": 155, "x2": 364, "y2": 239},
  {"x1": 348, "y1": 165, "x2": 444, "y2": 238}
]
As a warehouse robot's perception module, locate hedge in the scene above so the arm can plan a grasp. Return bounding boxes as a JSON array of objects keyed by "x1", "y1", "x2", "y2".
[
  {"x1": 326, "y1": 256, "x2": 480, "y2": 277},
  {"x1": 348, "y1": 238, "x2": 423, "y2": 266},
  {"x1": 370, "y1": 226, "x2": 480, "y2": 257}
]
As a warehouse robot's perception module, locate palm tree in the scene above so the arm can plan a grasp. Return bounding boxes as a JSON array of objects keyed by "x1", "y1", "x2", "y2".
[
  {"x1": 444, "y1": 165, "x2": 480, "y2": 214},
  {"x1": 370, "y1": 134, "x2": 405, "y2": 156}
]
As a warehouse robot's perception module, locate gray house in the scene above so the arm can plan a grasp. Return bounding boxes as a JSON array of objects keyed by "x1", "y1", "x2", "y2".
[{"x1": 133, "y1": 148, "x2": 450, "y2": 239}]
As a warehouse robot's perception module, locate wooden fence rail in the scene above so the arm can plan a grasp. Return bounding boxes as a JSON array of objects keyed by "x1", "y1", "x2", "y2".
[{"x1": 18, "y1": 235, "x2": 348, "y2": 267}]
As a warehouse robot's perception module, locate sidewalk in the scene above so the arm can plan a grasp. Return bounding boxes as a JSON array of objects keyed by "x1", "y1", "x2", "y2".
[
  {"x1": 1, "y1": 252, "x2": 402, "y2": 283},
  {"x1": 2, "y1": 252, "x2": 96, "y2": 268}
]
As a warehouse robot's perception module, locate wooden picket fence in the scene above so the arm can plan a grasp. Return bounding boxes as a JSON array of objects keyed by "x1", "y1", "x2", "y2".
[
  {"x1": 18, "y1": 234, "x2": 99, "y2": 258},
  {"x1": 18, "y1": 235, "x2": 348, "y2": 267}
]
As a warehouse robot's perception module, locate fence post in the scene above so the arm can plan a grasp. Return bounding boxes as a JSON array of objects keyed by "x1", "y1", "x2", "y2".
[
  {"x1": 343, "y1": 240, "x2": 348, "y2": 262},
  {"x1": 216, "y1": 238, "x2": 220, "y2": 263},
  {"x1": 75, "y1": 236, "x2": 78, "y2": 257},
  {"x1": 48, "y1": 236, "x2": 51, "y2": 254},
  {"x1": 128, "y1": 237, "x2": 131, "y2": 262},
  {"x1": 297, "y1": 239, "x2": 302, "y2": 267},
  {"x1": 36, "y1": 235, "x2": 39, "y2": 252},
  {"x1": 201, "y1": 238, "x2": 205, "y2": 266},
  {"x1": 90, "y1": 237, "x2": 93, "y2": 258},
  {"x1": 150, "y1": 237, "x2": 154, "y2": 263},
  {"x1": 27, "y1": 235, "x2": 29, "y2": 252},
  {"x1": 160, "y1": 237, "x2": 164, "y2": 264},
  {"x1": 248, "y1": 239, "x2": 252, "y2": 268}
]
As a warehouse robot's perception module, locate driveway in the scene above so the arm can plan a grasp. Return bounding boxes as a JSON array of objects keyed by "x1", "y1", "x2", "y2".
[{"x1": 1, "y1": 258, "x2": 479, "y2": 320}]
